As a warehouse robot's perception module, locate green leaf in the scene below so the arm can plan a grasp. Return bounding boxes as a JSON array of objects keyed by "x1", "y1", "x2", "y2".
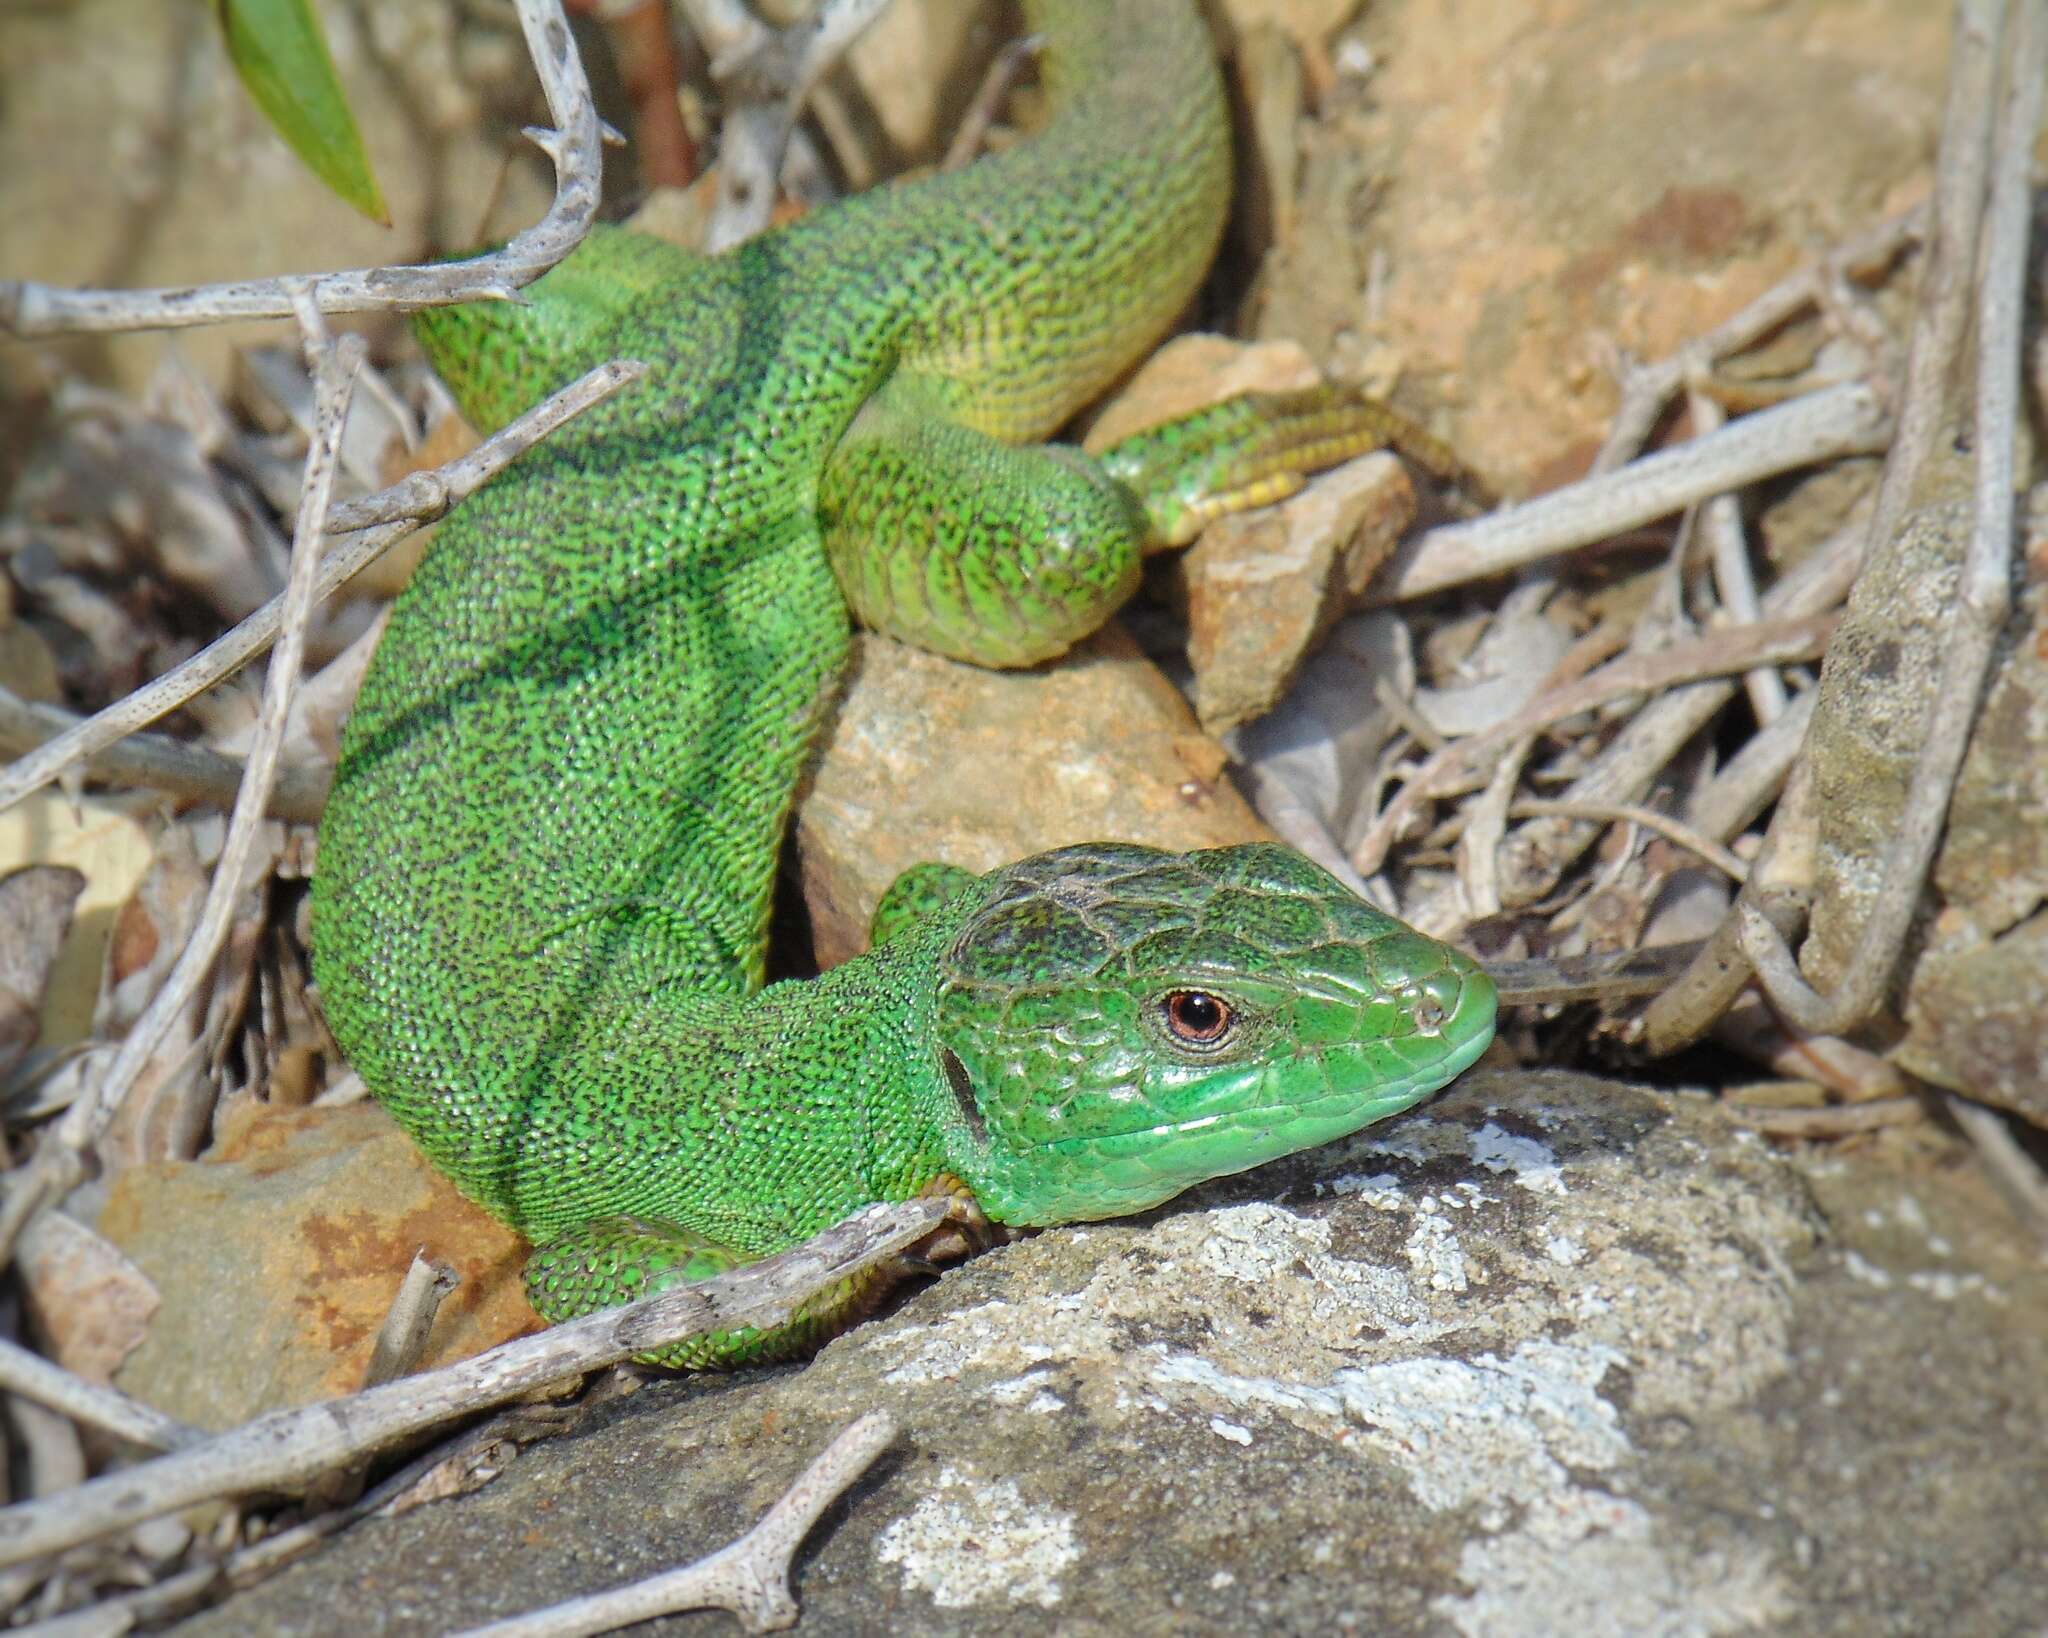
[{"x1": 216, "y1": 0, "x2": 389, "y2": 225}]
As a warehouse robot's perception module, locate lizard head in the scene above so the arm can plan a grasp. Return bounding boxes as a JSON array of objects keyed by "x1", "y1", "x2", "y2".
[{"x1": 929, "y1": 842, "x2": 1496, "y2": 1226}]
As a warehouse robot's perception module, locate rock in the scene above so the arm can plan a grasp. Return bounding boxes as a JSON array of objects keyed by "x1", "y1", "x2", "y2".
[
  {"x1": 1896, "y1": 915, "x2": 2048, "y2": 1115},
  {"x1": 1178, "y1": 453, "x2": 1414, "y2": 734},
  {"x1": 97, "y1": 1100, "x2": 535, "y2": 1430},
  {"x1": 16, "y1": 1207, "x2": 159, "y2": 1390},
  {"x1": 1082, "y1": 334, "x2": 1416, "y2": 736},
  {"x1": 1892, "y1": 501, "x2": 2048, "y2": 1118},
  {"x1": 1255, "y1": 0, "x2": 1946, "y2": 488},
  {"x1": 797, "y1": 626, "x2": 1271, "y2": 968},
  {"x1": 1801, "y1": 458, "x2": 2048, "y2": 1123},
  {"x1": 181, "y1": 1071, "x2": 2048, "y2": 1635}
]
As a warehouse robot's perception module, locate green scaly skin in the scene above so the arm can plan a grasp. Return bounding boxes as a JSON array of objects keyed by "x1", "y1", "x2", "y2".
[{"x1": 311, "y1": 0, "x2": 1497, "y2": 1368}]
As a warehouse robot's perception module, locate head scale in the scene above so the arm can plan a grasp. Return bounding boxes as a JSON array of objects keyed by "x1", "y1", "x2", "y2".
[{"x1": 930, "y1": 842, "x2": 1496, "y2": 1225}]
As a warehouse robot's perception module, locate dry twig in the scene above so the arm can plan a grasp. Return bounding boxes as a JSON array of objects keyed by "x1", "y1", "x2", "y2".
[
  {"x1": 1487, "y1": 940, "x2": 1709, "y2": 1008},
  {"x1": 457, "y1": 1412, "x2": 896, "y2": 1636},
  {"x1": 1945, "y1": 1097, "x2": 2048, "y2": 1247},
  {"x1": 1351, "y1": 612, "x2": 1837, "y2": 875},
  {"x1": 361, "y1": 1253, "x2": 460, "y2": 1391},
  {"x1": 941, "y1": 33, "x2": 1046, "y2": 172},
  {"x1": 0, "y1": 1198, "x2": 947, "y2": 1569},
  {"x1": 1593, "y1": 204, "x2": 1923, "y2": 472},
  {"x1": 1718, "y1": 1097, "x2": 1923, "y2": 1138},
  {"x1": 1688, "y1": 388, "x2": 1790, "y2": 726},
  {"x1": 1506, "y1": 799, "x2": 1749, "y2": 885},
  {"x1": 0, "y1": 1339, "x2": 201, "y2": 1456},
  {"x1": 0, "y1": 688, "x2": 330, "y2": 823},
  {"x1": 1366, "y1": 381, "x2": 1890, "y2": 604},
  {"x1": 680, "y1": 0, "x2": 894, "y2": 250}
]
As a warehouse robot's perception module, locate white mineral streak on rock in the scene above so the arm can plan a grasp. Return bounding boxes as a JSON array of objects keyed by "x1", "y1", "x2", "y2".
[
  {"x1": 1467, "y1": 1121, "x2": 1569, "y2": 1196},
  {"x1": 876, "y1": 1465, "x2": 1078, "y2": 1610},
  {"x1": 1434, "y1": 1489, "x2": 1793, "y2": 1638}
]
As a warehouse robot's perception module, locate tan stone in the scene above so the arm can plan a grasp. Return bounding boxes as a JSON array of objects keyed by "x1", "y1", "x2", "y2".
[
  {"x1": 798, "y1": 626, "x2": 1273, "y2": 968},
  {"x1": 1182, "y1": 452, "x2": 1414, "y2": 734},
  {"x1": 99, "y1": 1101, "x2": 535, "y2": 1429},
  {"x1": 1253, "y1": 0, "x2": 1946, "y2": 490}
]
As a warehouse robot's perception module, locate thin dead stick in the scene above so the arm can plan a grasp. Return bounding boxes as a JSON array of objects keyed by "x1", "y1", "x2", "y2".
[
  {"x1": 1506, "y1": 798, "x2": 1749, "y2": 884},
  {"x1": 1854, "y1": 0, "x2": 2007, "y2": 567},
  {"x1": 1458, "y1": 734, "x2": 1533, "y2": 918},
  {"x1": 83, "y1": 1404, "x2": 583, "y2": 1630},
  {"x1": 7, "y1": 1602, "x2": 130, "y2": 1638},
  {"x1": 1717, "y1": 1097, "x2": 1923, "y2": 1137},
  {"x1": 0, "y1": 1198, "x2": 947, "y2": 1569},
  {"x1": 362, "y1": 1254, "x2": 459, "y2": 1391},
  {"x1": 0, "y1": 687, "x2": 331, "y2": 823},
  {"x1": 1496, "y1": 504, "x2": 1862, "y2": 910},
  {"x1": 0, "y1": 0, "x2": 601, "y2": 334},
  {"x1": 1740, "y1": 0, "x2": 2039, "y2": 1034},
  {"x1": 1945, "y1": 1096, "x2": 2048, "y2": 1247},
  {"x1": 1713, "y1": 996, "x2": 1911, "y2": 1101},
  {"x1": 1688, "y1": 387, "x2": 1789, "y2": 725},
  {"x1": 681, "y1": 0, "x2": 894, "y2": 251},
  {"x1": 1682, "y1": 686, "x2": 1817, "y2": 844},
  {"x1": 1351, "y1": 612, "x2": 1837, "y2": 874},
  {"x1": 0, "y1": 360, "x2": 644, "y2": 820},
  {"x1": 1595, "y1": 204, "x2": 1924, "y2": 472},
  {"x1": 0, "y1": 305, "x2": 362, "y2": 1273},
  {"x1": 1364, "y1": 381, "x2": 1890, "y2": 604},
  {"x1": 0, "y1": 1338, "x2": 201, "y2": 1455},
  {"x1": 311, "y1": 1252, "x2": 461, "y2": 1510},
  {"x1": 1639, "y1": 883, "x2": 1810, "y2": 1056},
  {"x1": 459, "y1": 1411, "x2": 896, "y2": 1637},
  {"x1": 941, "y1": 33, "x2": 1045, "y2": 172},
  {"x1": 1487, "y1": 939, "x2": 1709, "y2": 1008}
]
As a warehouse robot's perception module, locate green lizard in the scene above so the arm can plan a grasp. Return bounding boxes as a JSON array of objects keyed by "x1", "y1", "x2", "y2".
[{"x1": 310, "y1": 0, "x2": 1497, "y2": 1367}]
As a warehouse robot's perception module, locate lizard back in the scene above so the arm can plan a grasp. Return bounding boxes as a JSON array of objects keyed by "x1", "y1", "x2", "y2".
[{"x1": 311, "y1": 0, "x2": 1232, "y2": 1229}]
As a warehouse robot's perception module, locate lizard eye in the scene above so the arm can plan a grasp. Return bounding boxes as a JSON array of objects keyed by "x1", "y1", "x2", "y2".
[{"x1": 1162, "y1": 990, "x2": 1234, "y2": 1046}]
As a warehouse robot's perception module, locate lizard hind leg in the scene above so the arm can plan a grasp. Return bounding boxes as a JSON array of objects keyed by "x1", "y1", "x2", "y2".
[
  {"x1": 1096, "y1": 384, "x2": 1498, "y2": 548},
  {"x1": 524, "y1": 1216, "x2": 887, "y2": 1370}
]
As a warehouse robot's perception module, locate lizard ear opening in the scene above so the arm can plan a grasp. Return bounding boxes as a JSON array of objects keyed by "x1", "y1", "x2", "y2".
[{"x1": 940, "y1": 1048, "x2": 988, "y2": 1145}]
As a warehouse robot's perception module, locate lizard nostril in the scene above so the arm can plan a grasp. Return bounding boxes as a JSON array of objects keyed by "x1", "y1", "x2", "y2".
[{"x1": 1411, "y1": 997, "x2": 1447, "y2": 1034}]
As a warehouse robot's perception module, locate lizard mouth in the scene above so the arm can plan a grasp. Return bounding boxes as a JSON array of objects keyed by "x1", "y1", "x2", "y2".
[
  {"x1": 980, "y1": 966, "x2": 1496, "y2": 1230},
  {"x1": 1033, "y1": 1001, "x2": 1496, "y2": 1158}
]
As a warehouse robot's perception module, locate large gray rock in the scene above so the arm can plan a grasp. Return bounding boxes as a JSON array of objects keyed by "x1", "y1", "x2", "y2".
[{"x1": 179, "y1": 1071, "x2": 2048, "y2": 1635}]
